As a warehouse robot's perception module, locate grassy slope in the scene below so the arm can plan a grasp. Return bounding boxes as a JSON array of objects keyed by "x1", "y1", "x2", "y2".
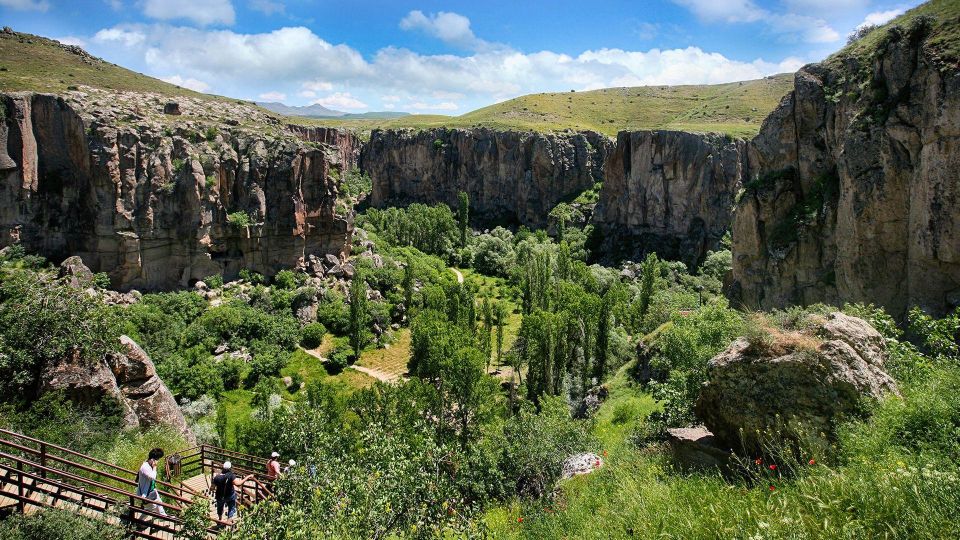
[
  {"x1": 826, "y1": 0, "x2": 960, "y2": 69},
  {"x1": 0, "y1": 31, "x2": 226, "y2": 99},
  {"x1": 299, "y1": 75, "x2": 793, "y2": 138}
]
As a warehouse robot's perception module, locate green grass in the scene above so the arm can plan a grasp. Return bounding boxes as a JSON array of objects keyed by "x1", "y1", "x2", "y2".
[
  {"x1": 357, "y1": 328, "x2": 411, "y2": 378},
  {"x1": 827, "y1": 0, "x2": 960, "y2": 69},
  {"x1": 291, "y1": 75, "x2": 795, "y2": 138}
]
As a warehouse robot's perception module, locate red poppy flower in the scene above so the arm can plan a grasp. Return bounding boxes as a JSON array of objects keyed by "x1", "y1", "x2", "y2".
[
  {"x1": 595, "y1": 460, "x2": 601, "y2": 467},
  {"x1": 769, "y1": 485, "x2": 776, "y2": 491},
  {"x1": 808, "y1": 459, "x2": 816, "y2": 465},
  {"x1": 769, "y1": 464, "x2": 777, "y2": 471},
  {"x1": 754, "y1": 458, "x2": 762, "y2": 465},
  {"x1": 603, "y1": 450, "x2": 608, "y2": 457},
  {"x1": 517, "y1": 517, "x2": 523, "y2": 523}
]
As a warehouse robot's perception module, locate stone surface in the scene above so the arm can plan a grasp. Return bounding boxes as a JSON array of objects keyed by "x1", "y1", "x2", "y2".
[
  {"x1": 42, "y1": 335, "x2": 193, "y2": 442},
  {"x1": 730, "y1": 23, "x2": 960, "y2": 316},
  {"x1": 593, "y1": 131, "x2": 747, "y2": 267},
  {"x1": 666, "y1": 426, "x2": 732, "y2": 471},
  {"x1": 363, "y1": 128, "x2": 612, "y2": 228},
  {"x1": 58, "y1": 255, "x2": 94, "y2": 288},
  {"x1": 561, "y1": 452, "x2": 604, "y2": 479},
  {"x1": 694, "y1": 312, "x2": 899, "y2": 454},
  {"x1": 0, "y1": 91, "x2": 357, "y2": 290}
]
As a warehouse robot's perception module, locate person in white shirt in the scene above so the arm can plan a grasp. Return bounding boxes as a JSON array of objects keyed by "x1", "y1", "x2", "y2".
[{"x1": 137, "y1": 448, "x2": 166, "y2": 516}]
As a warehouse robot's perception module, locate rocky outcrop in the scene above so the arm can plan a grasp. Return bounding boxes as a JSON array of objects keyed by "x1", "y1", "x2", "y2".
[
  {"x1": 665, "y1": 426, "x2": 732, "y2": 471},
  {"x1": 592, "y1": 131, "x2": 747, "y2": 267},
  {"x1": 0, "y1": 89, "x2": 358, "y2": 290},
  {"x1": 42, "y1": 335, "x2": 194, "y2": 443},
  {"x1": 695, "y1": 312, "x2": 898, "y2": 455},
  {"x1": 730, "y1": 17, "x2": 960, "y2": 316},
  {"x1": 363, "y1": 128, "x2": 612, "y2": 228}
]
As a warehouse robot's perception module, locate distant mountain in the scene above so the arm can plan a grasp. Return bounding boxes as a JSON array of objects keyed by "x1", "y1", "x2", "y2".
[
  {"x1": 257, "y1": 101, "x2": 346, "y2": 117},
  {"x1": 257, "y1": 102, "x2": 411, "y2": 120}
]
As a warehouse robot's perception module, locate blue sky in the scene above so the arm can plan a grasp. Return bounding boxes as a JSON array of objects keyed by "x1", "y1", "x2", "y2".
[{"x1": 0, "y1": 0, "x2": 920, "y2": 113}]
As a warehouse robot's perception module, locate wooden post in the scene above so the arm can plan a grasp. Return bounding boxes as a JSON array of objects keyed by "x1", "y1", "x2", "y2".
[
  {"x1": 39, "y1": 442, "x2": 46, "y2": 479},
  {"x1": 16, "y1": 461, "x2": 24, "y2": 513}
]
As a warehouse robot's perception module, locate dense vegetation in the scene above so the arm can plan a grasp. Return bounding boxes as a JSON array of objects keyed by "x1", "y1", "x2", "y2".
[{"x1": 0, "y1": 191, "x2": 957, "y2": 539}]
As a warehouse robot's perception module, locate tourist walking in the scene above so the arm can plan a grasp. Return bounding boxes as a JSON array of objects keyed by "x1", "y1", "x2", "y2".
[
  {"x1": 266, "y1": 451, "x2": 281, "y2": 480},
  {"x1": 137, "y1": 448, "x2": 166, "y2": 516},
  {"x1": 211, "y1": 461, "x2": 253, "y2": 523}
]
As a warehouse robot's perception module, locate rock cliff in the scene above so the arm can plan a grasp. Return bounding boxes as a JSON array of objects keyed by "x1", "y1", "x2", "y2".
[
  {"x1": 0, "y1": 88, "x2": 358, "y2": 290},
  {"x1": 363, "y1": 128, "x2": 612, "y2": 228},
  {"x1": 730, "y1": 14, "x2": 960, "y2": 316},
  {"x1": 592, "y1": 131, "x2": 747, "y2": 267}
]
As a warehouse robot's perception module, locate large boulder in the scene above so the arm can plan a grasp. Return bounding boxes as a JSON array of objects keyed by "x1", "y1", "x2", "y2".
[
  {"x1": 58, "y1": 256, "x2": 94, "y2": 288},
  {"x1": 694, "y1": 312, "x2": 898, "y2": 454},
  {"x1": 42, "y1": 336, "x2": 194, "y2": 443}
]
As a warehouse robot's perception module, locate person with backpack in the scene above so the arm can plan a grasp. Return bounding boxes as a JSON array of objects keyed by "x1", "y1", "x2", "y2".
[
  {"x1": 137, "y1": 448, "x2": 166, "y2": 516},
  {"x1": 211, "y1": 461, "x2": 253, "y2": 523}
]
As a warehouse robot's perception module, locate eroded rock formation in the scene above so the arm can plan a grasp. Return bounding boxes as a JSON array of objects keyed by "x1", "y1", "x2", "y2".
[
  {"x1": 43, "y1": 334, "x2": 194, "y2": 443},
  {"x1": 0, "y1": 89, "x2": 357, "y2": 290},
  {"x1": 730, "y1": 19, "x2": 960, "y2": 316},
  {"x1": 695, "y1": 312, "x2": 898, "y2": 455},
  {"x1": 592, "y1": 131, "x2": 747, "y2": 267},
  {"x1": 363, "y1": 128, "x2": 612, "y2": 228}
]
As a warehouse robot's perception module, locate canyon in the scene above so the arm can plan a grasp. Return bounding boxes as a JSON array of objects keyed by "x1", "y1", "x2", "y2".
[{"x1": 1, "y1": 13, "x2": 958, "y2": 317}]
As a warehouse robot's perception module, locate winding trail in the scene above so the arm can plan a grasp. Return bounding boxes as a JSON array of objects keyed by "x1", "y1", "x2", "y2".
[
  {"x1": 299, "y1": 346, "x2": 400, "y2": 383},
  {"x1": 452, "y1": 267, "x2": 464, "y2": 284}
]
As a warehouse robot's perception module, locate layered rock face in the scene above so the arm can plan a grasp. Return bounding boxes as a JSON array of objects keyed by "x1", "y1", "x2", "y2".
[
  {"x1": 0, "y1": 90, "x2": 357, "y2": 290},
  {"x1": 730, "y1": 22, "x2": 960, "y2": 316},
  {"x1": 592, "y1": 131, "x2": 747, "y2": 267},
  {"x1": 43, "y1": 335, "x2": 194, "y2": 443},
  {"x1": 363, "y1": 128, "x2": 612, "y2": 228}
]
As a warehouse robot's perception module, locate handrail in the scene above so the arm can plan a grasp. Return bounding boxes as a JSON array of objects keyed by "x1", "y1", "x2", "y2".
[
  {"x1": 200, "y1": 444, "x2": 269, "y2": 465},
  {"x1": 0, "y1": 451, "x2": 231, "y2": 532},
  {"x1": 0, "y1": 437, "x2": 195, "y2": 506},
  {"x1": 0, "y1": 428, "x2": 188, "y2": 496},
  {"x1": 0, "y1": 463, "x2": 225, "y2": 538}
]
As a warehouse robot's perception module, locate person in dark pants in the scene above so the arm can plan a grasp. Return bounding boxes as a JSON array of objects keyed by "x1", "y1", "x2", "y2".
[{"x1": 211, "y1": 461, "x2": 253, "y2": 523}]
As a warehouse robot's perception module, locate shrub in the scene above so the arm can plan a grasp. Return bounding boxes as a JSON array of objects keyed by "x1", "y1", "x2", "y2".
[
  {"x1": 325, "y1": 345, "x2": 352, "y2": 374},
  {"x1": 202, "y1": 274, "x2": 223, "y2": 289},
  {"x1": 204, "y1": 126, "x2": 218, "y2": 142},
  {"x1": 92, "y1": 272, "x2": 111, "y2": 289},
  {"x1": 227, "y1": 211, "x2": 252, "y2": 228},
  {"x1": 301, "y1": 322, "x2": 327, "y2": 349},
  {"x1": 0, "y1": 508, "x2": 124, "y2": 540},
  {"x1": 238, "y1": 268, "x2": 265, "y2": 285},
  {"x1": 273, "y1": 269, "x2": 304, "y2": 290},
  {"x1": 316, "y1": 292, "x2": 350, "y2": 335}
]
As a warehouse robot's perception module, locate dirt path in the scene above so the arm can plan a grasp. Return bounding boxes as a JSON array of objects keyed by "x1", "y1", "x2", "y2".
[
  {"x1": 452, "y1": 268, "x2": 464, "y2": 283},
  {"x1": 349, "y1": 364, "x2": 399, "y2": 383}
]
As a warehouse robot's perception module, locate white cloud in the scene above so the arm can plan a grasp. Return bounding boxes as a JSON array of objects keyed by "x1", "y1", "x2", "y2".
[
  {"x1": 400, "y1": 10, "x2": 486, "y2": 50},
  {"x1": 93, "y1": 28, "x2": 146, "y2": 47},
  {"x1": 633, "y1": 22, "x2": 659, "y2": 41},
  {"x1": 672, "y1": 0, "x2": 765, "y2": 23},
  {"x1": 858, "y1": 8, "x2": 906, "y2": 29},
  {"x1": 88, "y1": 23, "x2": 810, "y2": 112},
  {"x1": 140, "y1": 0, "x2": 235, "y2": 26},
  {"x1": 160, "y1": 74, "x2": 210, "y2": 92},
  {"x1": 258, "y1": 91, "x2": 286, "y2": 101},
  {"x1": 407, "y1": 101, "x2": 459, "y2": 111},
  {"x1": 672, "y1": 0, "x2": 840, "y2": 43},
  {"x1": 56, "y1": 36, "x2": 87, "y2": 47},
  {"x1": 104, "y1": 0, "x2": 122, "y2": 10},
  {"x1": 248, "y1": 0, "x2": 284, "y2": 15},
  {"x1": 783, "y1": 0, "x2": 867, "y2": 14},
  {"x1": 313, "y1": 92, "x2": 367, "y2": 110},
  {"x1": 0, "y1": 0, "x2": 50, "y2": 11}
]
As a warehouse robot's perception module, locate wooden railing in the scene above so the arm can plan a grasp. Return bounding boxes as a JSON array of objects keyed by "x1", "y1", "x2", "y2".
[
  {"x1": 172, "y1": 444, "x2": 273, "y2": 507},
  {"x1": 0, "y1": 429, "x2": 231, "y2": 539}
]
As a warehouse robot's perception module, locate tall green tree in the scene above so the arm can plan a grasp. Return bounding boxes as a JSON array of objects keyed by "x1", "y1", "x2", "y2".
[
  {"x1": 348, "y1": 271, "x2": 370, "y2": 358},
  {"x1": 481, "y1": 296, "x2": 494, "y2": 372},
  {"x1": 402, "y1": 254, "x2": 415, "y2": 315},
  {"x1": 494, "y1": 301, "x2": 508, "y2": 369},
  {"x1": 521, "y1": 250, "x2": 552, "y2": 315},
  {"x1": 593, "y1": 289, "x2": 613, "y2": 381},
  {"x1": 638, "y1": 252, "x2": 661, "y2": 321},
  {"x1": 457, "y1": 191, "x2": 470, "y2": 248}
]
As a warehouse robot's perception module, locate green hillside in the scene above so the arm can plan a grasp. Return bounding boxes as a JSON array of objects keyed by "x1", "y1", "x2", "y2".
[
  {"x1": 301, "y1": 75, "x2": 794, "y2": 137},
  {"x1": 0, "y1": 29, "x2": 237, "y2": 103}
]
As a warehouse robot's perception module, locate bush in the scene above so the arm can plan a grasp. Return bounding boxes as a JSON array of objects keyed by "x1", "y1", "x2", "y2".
[
  {"x1": 0, "y1": 508, "x2": 124, "y2": 540},
  {"x1": 227, "y1": 211, "x2": 252, "y2": 228},
  {"x1": 238, "y1": 268, "x2": 265, "y2": 285},
  {"x1": 92, "y1": 272, "x2": 111, "y2": 289},
  {"x1": 203, "y1": 273, "x2": 224, "y2": 289},
  {"x1": 316, "y1": 292, "x2": 350, "y2": 335},
  {"x1": 326, "y1": 345, "x2": 352, "y2": 374},
  {"x1": 301, "y1": 322, "x2": 327, "y2": 349},
  {"x1": 273, "y1": 269, "x2": 305, "y2": 290}
]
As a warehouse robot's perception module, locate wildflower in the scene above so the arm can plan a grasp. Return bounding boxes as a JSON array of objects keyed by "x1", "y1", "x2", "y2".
[
  {"x1": 517, "y1": 517, "x2": 523, "y2": 523},
  {"x1": 769, "y1": 485, "x2": 776, "y2": 491},
  {"x1": 754, "y1": 458, "x2": 763, "y2": 465},
  {"x1": 769, "y1": 464, "x2": 777, "y2": 471},
  {"x1": 595, "y1": 460, "x2": 601, "y2": 467},
  {"x1": 603, "y1": 450, "x2": 608, "y2": 457},
  {"x1": 808, "y1": 459, "x2": 816, "y2": 465}
]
